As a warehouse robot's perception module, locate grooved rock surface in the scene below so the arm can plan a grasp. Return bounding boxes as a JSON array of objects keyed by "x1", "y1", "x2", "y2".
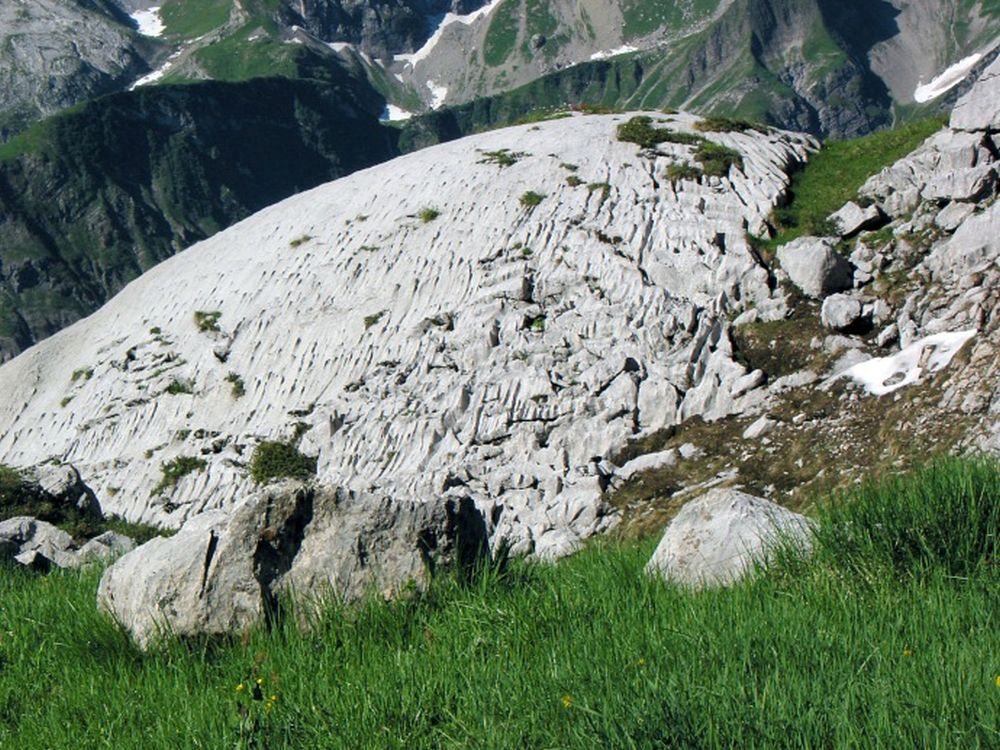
[
  {"x1": 0, "y1": 113, "x2": 813, "y2": 556},
  {"x1": 98, "y1": 481, "x2": 485, "y2": 647},
  {"x1": 645, "y1": 487, "x2": 812, "y2": 587}
]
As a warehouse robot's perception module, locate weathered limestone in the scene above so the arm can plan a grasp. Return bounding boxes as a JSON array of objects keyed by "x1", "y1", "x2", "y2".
[
  {"x1": 950, "y1": 56, "x2": 1000, "y2": 132},
  {"x1": 776, "y1": 237, "x2": 854, "y2": 298},
  {"x1": 0, "y1": 113, "x2": 814, "y2": 557},
  {"x1": 829, "y1": 201, "x2": 883, "y2": 237},
  {"x1": 821, "y1": 294, "x2": 864, "y2": 331},
  {"x1": 97, "y1": 481, "x2": 487, "y2": 647},
  {"x1": 645, "y1": 487, "x2": 812, "y2": 587}
]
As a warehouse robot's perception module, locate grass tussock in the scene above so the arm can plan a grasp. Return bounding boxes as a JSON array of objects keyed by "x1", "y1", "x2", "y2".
[{"x1": 0, "y1": 459, "x2": 997, "y2": 747}]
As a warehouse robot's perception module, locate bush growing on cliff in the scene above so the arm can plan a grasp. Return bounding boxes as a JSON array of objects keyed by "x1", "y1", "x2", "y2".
[{"x1": 249, "y1": 441, "x2": 316, "y2": 484}]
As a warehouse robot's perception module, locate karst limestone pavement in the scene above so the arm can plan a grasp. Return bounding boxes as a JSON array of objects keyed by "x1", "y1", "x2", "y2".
[{"x1": 0, "y1": 112, "x2": 816, "y2": 558}]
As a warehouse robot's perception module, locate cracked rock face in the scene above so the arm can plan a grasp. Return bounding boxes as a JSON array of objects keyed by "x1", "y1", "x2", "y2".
[
  {"x1": 0, "y1": 113, "x2": 814, "y2": 558},
  {"x1": 97, "y1": 481, "x2": 486, "y2": 648}
]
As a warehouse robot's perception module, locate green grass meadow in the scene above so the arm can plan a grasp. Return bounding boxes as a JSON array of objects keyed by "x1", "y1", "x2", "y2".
[{"x1": 0, "y1": 459, "x2": 998, "y2": 748}]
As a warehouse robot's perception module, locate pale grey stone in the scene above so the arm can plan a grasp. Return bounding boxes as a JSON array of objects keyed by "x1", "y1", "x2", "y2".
[
  {"x1": 821, "y1": 294, "x2": 863, "y2": 331},
  {"x1": 776, "y1": 237, "x2": 854, "y2": 298},
  {"x1": 645, "y1": 487, "x2": 812, "y2": 587},
  {"x1": 98, "y1": 482, "x2": 487, "y2": 647},
  {"x1": 742, "y1": 416, "x2": 776, "y2": 440},
  {"x1": 922, "y1": 164, "x2": 997, "y2": 202},
  {"x1": 615, "y1": 450, "x2": 678, "y2": 483},
  {"x1": 830, "y1": 201, "x2": 883, "y2": 237}
]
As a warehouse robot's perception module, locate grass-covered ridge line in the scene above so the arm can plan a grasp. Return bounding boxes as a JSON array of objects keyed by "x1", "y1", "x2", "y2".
[{"x1": 0, "y1": 458, "x2": 997, "y2": 746}]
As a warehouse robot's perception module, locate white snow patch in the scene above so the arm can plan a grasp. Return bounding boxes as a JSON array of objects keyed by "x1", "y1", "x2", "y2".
[
  {"x1": 395, "y1": 0, "x2": 503, "y2": 68},
  {"x1": 590, "y1": 45, "x2": 638, "y2": 61},
  {"x1": 914, "y1": 53, "x2": 984, "y2": 103},
  {"x1": 426, "y1": 80, "x2": 448, "y2": 109},
  {"x1": 381, "y1": 104, "x2": 414, "y2": 122},
  {"x1": 131, "y1": 7, "x2": 165, "y2": 37},
  {"x1": 841, "y1": 330, "x2": 976, "y2": 395},
  {"x1": 328, "y1": 42, "x2": 353, "y2": 53}
]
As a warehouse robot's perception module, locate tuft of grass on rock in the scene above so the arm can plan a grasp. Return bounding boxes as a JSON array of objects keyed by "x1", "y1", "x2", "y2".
[
  {"x1": 519, "y1": 190, "x2": 545, "y2": 208},
  {"x1": 249, "y1": 440, "x2": 317, "y2": 484},
  {"x1": 418, "y1": 207, "x2": 440, "y2": 223},
  {"x1": 193, "y1": 310, "x2": 221, "y2": 333},
  {"x1": 150, "y1": 455, "x2": 207, "y2": 497}
]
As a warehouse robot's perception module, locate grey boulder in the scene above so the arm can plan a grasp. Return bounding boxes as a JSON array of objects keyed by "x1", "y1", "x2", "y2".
[
  {"x1": 645, "y1": 487, "x2": 812, "y2": 587},
  {"x1": 97, "y1": 481, "x2": 487, "y2": 648},
  {"x1": 776, "y1": 237, "x2": 854, "y2": 298},
  {"x1": 821, "y1": 294, "x2": 864, "y2": 331}
]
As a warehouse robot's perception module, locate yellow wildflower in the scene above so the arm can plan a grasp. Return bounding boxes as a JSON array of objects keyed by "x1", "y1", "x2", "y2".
[
  {"x1": 995, "y1": 675, "x2": 1000, "y2": 688},
  {"x1": 235, "y1": 683, "x2": 246, "y2": 693},
  {"x1": 561, "y1": 694, "x2": 573, "y2": 709},
  {"x1": 269, "y1": 695, "x2": 278, "y2": 703},
  {"x1": 902, "y1": 649, "x2": 913, "y2": 657},
  {"x1": 255, "y1": 677, "x2": 265, "y2": 686}
]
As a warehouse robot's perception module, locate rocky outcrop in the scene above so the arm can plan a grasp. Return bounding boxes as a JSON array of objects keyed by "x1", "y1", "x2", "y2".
[
  {"x1": 97, "y1": 481, "x2": 486, "y2": 647},
  {"x1": 0, "y1": 113, "x2": 815, "y2": 560},
  {"x1": 0, "y1": 517, "x2": 134, "y2": 571},
  {"x1": 645, "y1": 487, "x2": 812, "y2": 587}
]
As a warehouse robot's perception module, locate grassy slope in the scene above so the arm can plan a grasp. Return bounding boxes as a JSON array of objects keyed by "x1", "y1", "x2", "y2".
[
  {"x1": 768, "y1": 115, "x2": 948, "y2": 244},
  {"x1": 0, "y1": 459, "x2": 997, "y2": 747}
]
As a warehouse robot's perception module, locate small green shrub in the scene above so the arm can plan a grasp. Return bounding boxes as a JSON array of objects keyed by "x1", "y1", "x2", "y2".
[
  {"x1": 151, "y1": 456, "x2": 207, "y2": 497},
  {"x1": 478, "y1": 149, "x2": 527, "y2": 167},
  {"x1": 666, "y1": 162, "x2": 703, "y2": 184},
  {"x1": 289, "y1": 235, "x2": 312, "y2": 248},
  {"x1": 694, "y1": 142, "x2": 744, "y2": 177},
  {"x1": 193, "y1": 310, "x2": 221, "y2": 333},
  {"x1": 364, "y1": 310, "x2": 386, "y2": 330},
  {"x1": 616, "y1": 116, "x2": 701, "y2": 149},
  {"x1": 174, "y1": 429, "x2": 192, "y2": 441},
  {"x1": 566, "y1": 175, "x2": 584, "y2": 187},
  {"x1": 225, "y1": 372, "x2": 245, "y2": 399},
  {"x1": 70, "y1": 368, "x2": 93, "y2": 382},
  {"x1": 418, "y1": 207, "x2": 440, "y2": 223},
  {"x1": 164, "y1": 378, "x2": 195, "y2": 396},
  {"x1": 694, "y1": 116, "x2": 762, "y2": 133},
  {"x1": 249, "y1": 441, "x2": 317, "y2": 484},
  {"x1": 587, "y1": 182, "x2": 610, "y2": 197},
  {"x1": 519, "y1": 191, "x2": 545, "y2": 208}
]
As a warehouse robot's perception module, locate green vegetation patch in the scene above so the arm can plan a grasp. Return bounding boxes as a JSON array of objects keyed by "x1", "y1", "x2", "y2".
[
  {"x1": 225, "y1": 372, "x2": 245, "y2": 399},
  {"x1": 194, "y1": 310, "x2": 221, "y2": 333},
  {"x1": 151, "y1": 456, "x2": 207, "y2": 497},
  {"x1": 0, "y1": 458, "x2": 996, "y2": 746},
  {"x1": 693, "y1": 141, "x2": 743, "y2": 177},
  {"x1": 477, "y1": 148, "x2": 528, "y2": 168},
  {"x1": 616, "y1": 116, "x2": 701, "y2": 149},
  {"x1": 483, "y1": 0, "x2": 521, "y2": 67},
  {"x1": 770, "y1": 116, "x2": 946, "y2": 245},
  {"x1": 159, "y1": 0, "x2": 233, "y2": 39},
  {"x1": 418, "y1": 207, "x2": 440, "y2": 223},
  {"x1": 519, "y1": 190, "x2": 545, "y2": 208},
  {"x1": 249, "y1": 440, "x2": 317, "y2": 484}
]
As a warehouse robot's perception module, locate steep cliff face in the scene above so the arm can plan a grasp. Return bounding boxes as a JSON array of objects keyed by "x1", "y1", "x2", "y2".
[{"x1": 0, "y1": 77, "x2": 398, "y2": 360}]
